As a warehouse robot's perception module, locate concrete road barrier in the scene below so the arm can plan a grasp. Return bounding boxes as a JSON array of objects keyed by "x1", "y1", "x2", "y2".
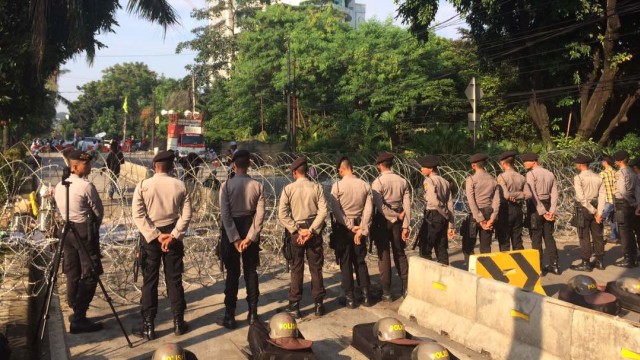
[
  {"x1": 121, "y1": 161, "x2": 151, "y2": 184},
  {"x1": 399, "y1": 256, "x2": 640, "y2": 360}
]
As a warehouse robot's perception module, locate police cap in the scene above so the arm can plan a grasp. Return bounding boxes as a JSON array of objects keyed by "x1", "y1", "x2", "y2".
[
  {"x1": 374, "y1": 317, "x2": 422, "y2": 346},
  {"x1": 231, "y1": 149, "x2": 250, "y2": 162},
  {"x1": 520, "y1": 153, "x2": 539, "y2": 162},
  {"x1": 152, "y1": 343, "x2": 186, "y2": 360},
  {"x1": 336, "y1": 155, "x2": 349, "y2": 170},
  {"x1": 411, "y1": 342, "x2": 451, "y2": 360},
  {"x1": 574, "y1": 154, "x2": 592, "y2": 164},
  {"x1": 67, "y1": 150, "x2": 93, "y2": 162},
  {"x1": 568, "y1": 275, "x2": 598, "y2": 296},
  {"x1": 613, "y1": 150, "x2": 629, "y2": 162},
  {"x1": 630, "y1": 157, "x2": 640, "y2": 167},
  {"x1": 289, "y1": 156, "x2": 308, "y2": 172},
  {"x1": 417, "y1": 155, "x2": 439, "y2": 168},
  {"x1": 617, "y1": 277, "x2": 640, "y2": 295},
  {"x1": 376, "y1": 152, "x2": 394, "y2": 164},
  {"x1": 468, "y1": 153, "x2": 488, "y2": 164},
  {"x1": 499, "y1": 150, "x2": 517, "y2": 161},
  {"x1": 153, "y1": 150, "x2": 175, "y2": 163},
  {"x1": 268, "y1": 313, "x2": 312, "y2": 350},
  {"x1": 602, "y1": 155, "x2": 614, "y2": 165}
]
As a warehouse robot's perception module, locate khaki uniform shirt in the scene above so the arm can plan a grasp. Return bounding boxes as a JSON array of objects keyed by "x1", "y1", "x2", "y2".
[
  {"x1": 133, "y1": 173, "x2": 192, "y2": 242},
  {"x1": 278, "y1": 177, "x2": 328, "y2": 235},
  {"x1": 497, "y1": 168, "x2": 530, "y2": 204},
  {"x1": 526, "y1": 165, "x2": 559, "y2": 215},
  {"x1": 329, "y1": 175, "x2": 373, "y2": 236},
  {"x1": 574, "y1": 169, "x2": 606, "y2": 215},
  {"x1": 465, "y1": 170, "x2": 500, "y2": 223},
  {"x1": 219, "y1": 174, "x2": 265, "y2": 242},
  {"x1": 614, "y1": 166, "x2": 637, "y2": 206},
  {"x1": 55, "y1": 174, "x2": 104, "y2": 224},
  {"x1": 423, "y1": 173, "x2": 455, "y2": 228},
  {"x1": 371, "y1": 171, "x2": 411, "y2": 229}
]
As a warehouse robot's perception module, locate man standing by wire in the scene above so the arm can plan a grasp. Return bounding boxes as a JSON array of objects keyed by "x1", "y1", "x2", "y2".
[
  {"x1": 371, "y1": 152, "x2": 411, "y2": 301},
  {"x1": 219, "y1": 150, "x2": 265, "y2": 329},
  {"x1": 328, "y1": 156, "x2": 373, "y2": 308},
  {"x1": 54, "y1": 150, "x2": 104, "y2": 333},
  {"x1": 600, "y1": 156, "x2": 620, "y2": 244},
  {"x1": 416, "y1": 155, "x2": 455, "y2": 265},
  {"x1": 522, "y1": 153, "x2": 561, "y2": 275},
  {"x1": 278, "y1": 157, "x2": 328, "y2": 318},
  {"x1": 495, "y1": 151, "x2": 529, "y2": 252},
  {"x1": 612, "y1": 151, "x2": 637, "y2": 268},
  {"x1": 570, "y1": 154, "x2": 606, "y2": 271},
  {"x1": 462, "y1": 153, "x2": 500, "y2": 263},
  {"x1": 105, "y1": 140, "x2": 125, "y2": 200},
  {"x1": 131, "y1": 150, "x2": 192, "y2": 340}
]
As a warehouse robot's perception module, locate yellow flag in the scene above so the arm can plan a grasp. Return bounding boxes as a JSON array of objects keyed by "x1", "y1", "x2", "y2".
[
  {"x1": 155, "y1": 116, "x2": 160, "y2": 125},
  {"x1": 122, "y1": 96, "x2": 129, "y2": 114}
]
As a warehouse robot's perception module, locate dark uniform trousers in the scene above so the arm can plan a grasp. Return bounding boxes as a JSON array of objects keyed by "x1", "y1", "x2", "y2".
[
  {"x1": 222, "y1": 215, "x2": 260, "y2": 310},
  {"x1": 376, "y1": 216, "x2": 408, "y2": 293},
  {"x1": 62, "y1": 221, "x2": 102, "y2": 319},
  {"x1": 462, "y1": 208, "x2": 494, "y2": 255},
  {"x1": 289, "y1": 231, "x2": 325, "y2": 303},
  {"x1": 576, "y1": 208, "x2": 604, "y2": 260},
  {"x1": 496, "y1": 202, "x2": 524, "y2": 252},
  {"x1": 615, "y1": 199, "x2": 638, "y2": 259},
  {"x1": 140, "y1": 223, "x2": 186, "y2": 318},
  {"x1": 422, "y1": 210, "x2": 449, "y2": 265},
  {"x1": 334, "y1": 222, "x2": 370, "y2": 294},
  {"x1": 529, "y1": 199, "x2": 559, "y2": 263}
]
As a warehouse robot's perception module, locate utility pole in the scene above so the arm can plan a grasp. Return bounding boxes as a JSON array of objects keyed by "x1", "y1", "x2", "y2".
[
  {"x1": 191, "y1": 71, "x2": 196, "y2": 114},
  {"x1": 465, "y1": 77, "x2": 483, "y2": 148}
]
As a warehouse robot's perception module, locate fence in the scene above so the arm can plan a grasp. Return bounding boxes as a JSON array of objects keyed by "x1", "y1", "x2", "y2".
[{"x1": 0, "y1": 144, "x2": 595, "y2": 303}]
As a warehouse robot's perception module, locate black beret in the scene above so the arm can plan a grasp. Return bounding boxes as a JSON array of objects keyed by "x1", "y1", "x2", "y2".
[
  {"x1": 232, "y1": 149, "x2": 250, "y2": 162},
  {"x1": 153, "y1": 150, "x2": 175, "y2": 163},
  {"x1": 376, "y1": 152, "x2": 394, "y2": 164},
  {"x1": 521, "y1": 153, "x2": 539, "y2": 162},
  {"x1": 602, "y1": 155, "x2": 614, "y2": 164},
  {"x1": 574, "y1": 154, "x2": 592, "y2": 164},
  {"x1": 469, "y1": 153, "x2": 488, "y2": 163},
  {"x1": 289, "y1": 156, "x2": 307, "y2": 172},
  {"x1": 417, "y1": 155, "x2": 439, "y2": 168},
  {"x1": 613, "y1": 150, "x2": 629, "y2": 162},
  {"x1": 67, "y1": 150, "x2": 92, "y2": 162},
  {"x1": 499, "y1": 150, "x2": 517, "y2": 161},
  {"x1": 61, "y1": 147, "x2": 74, "y2": 158},
  {"x1": 630, "y1": 158, "x2": 640, "y2": 167},
  {"x1": 336, "y1": 155, "x2": 349, "y2": 170}
]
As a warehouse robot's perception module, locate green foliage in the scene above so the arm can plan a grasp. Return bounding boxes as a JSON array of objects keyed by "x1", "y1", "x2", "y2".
[{"x1": 610, "y1": 133, "x2": 640, "y2": 156}]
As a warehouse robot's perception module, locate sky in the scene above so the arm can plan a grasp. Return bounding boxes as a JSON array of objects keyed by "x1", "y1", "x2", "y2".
[{"x1": 56, "y1": 0, "x2": 463, "y2": 113}]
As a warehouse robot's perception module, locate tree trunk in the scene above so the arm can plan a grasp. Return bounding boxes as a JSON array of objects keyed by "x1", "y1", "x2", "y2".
[
  {"x1": 528, "y1": 95, "x2": 552, "y2": 143},
  {"x1": 2, "y1": 123, "x2": 8, "y2": 151},
  {"x1": 598, "y1": 88, "x2": 640, "y2": 145},
  {"x1": 576, "y1": 0, "x2": 621, "y2": 139}
]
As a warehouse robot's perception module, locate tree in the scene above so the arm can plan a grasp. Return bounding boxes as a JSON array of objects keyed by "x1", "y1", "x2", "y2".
[{"x1": 395, "y1": 0, "x2": 640, "y2": 145}]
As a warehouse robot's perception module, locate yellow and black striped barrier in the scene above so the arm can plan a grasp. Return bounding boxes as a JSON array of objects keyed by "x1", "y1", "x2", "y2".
[{"x1": 469, "y1": 249, "x2": 546, "y2": 296}]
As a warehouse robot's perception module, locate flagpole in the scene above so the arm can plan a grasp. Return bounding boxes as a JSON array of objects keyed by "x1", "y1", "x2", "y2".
[{"x1": 123, "y1": 113, "x2": 127, "y2": 144}]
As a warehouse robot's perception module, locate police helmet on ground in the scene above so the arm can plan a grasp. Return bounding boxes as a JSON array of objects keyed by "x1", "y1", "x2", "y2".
[
  {"x1": 568, "y1": 275, "x2": 598, "y2": 296},
  {"x1": 373, "y1": 317, "x2": 422, "y2": 345},
  {"x1": 617, "y1": 277, "x2": 640, "y2": 295},
  {"x1": 411, "y1": 342, "x2": 451, "y2": 360},
  {"x1": 152, "y1": 343, "x2": 186, "y2": 360},
  {"x1": 268, "y1": 313, "x2": 312, "y2": 350}
]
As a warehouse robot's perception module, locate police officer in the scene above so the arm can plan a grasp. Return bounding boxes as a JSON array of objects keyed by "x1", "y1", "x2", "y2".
[
  {"x1": 416, "y1": 155, "x2": 455, "y2": 265},
  {"x1": 371, "y1": 152, "x2": 411, "y2": 301},
  {"x1": 54, "y1": 150, "x2": 104, "y2": 333},
  {"x1": 278, "y1": 157, "x2": 328, "y2": 318},
  {"x1": 132, "y1": 150, "x2": 192, "y2": 340},
  {"x1": 495, "y1": 151, "x2": 529, "y2": 252},
  {"x1": 630, "y1": 158, "x2": 640, "y2": 252},
  {"x1": 522, "y1": 153, "x2": 561, "y2": 275},
  {"x1": 570, "y1": 154, "x2": 606, "y2": 271},
  {"x1": 328, "y1": 156, "x2": 373, "y2": 308},
  {"x1": 219, "y1": 150, "x2": 265, "y2": 329},
  {"x1": 613, "y1": 150, "x2": 638, "y2": 268},
  {"x1": 462, "y1": 153, "x2": 500, "y2": 260}
]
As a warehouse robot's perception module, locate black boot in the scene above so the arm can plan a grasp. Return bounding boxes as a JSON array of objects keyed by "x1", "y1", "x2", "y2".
[
  {"x1": 381, "y1": 289, "x2": 392, "y2": 303},
  {"x1": 591, "y1": 256, "x2": 605, "y2": 270},
  {"x1": 546, "y1": 261, "x2": 561, "y2": 275},
  {"x1": 570, "y1": 259, "x2": 593, "y2": 272},
  {"x1": 132, "y1": 316, "x2": 155, "y2": 340},
  {"x1": 222, "y1": 308, "x2": 237, "y2": 329},
  {"x1": 345, "y1": 293, "x2": 356, "y2": 309},
  {"x1": 69, "y1": 314, "x2": 103, "y2": 334},
  {"x1": 361, "y1": 288, "x2": 371, "y2": 307},
  {"x1": 173, "y1": 313, "x2": 189, "y2": 335},
  {"x1": 314, "y1": 301, "x2": 325, "y2": 317},
  {"x1": 285, "y1": 301, "x2": 301, "y2": 319},
  {"x1": 247, "y1": 305, "x2": 259, "y2": 325},
  {"x1": 614, "y1": 255, "x2": 639, "y2": 268}
]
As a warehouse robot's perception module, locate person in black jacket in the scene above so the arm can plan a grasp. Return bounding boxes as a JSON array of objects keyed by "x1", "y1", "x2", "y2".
[{"x1": 105, "y1": 140, "x2": 125, "y2": 199}]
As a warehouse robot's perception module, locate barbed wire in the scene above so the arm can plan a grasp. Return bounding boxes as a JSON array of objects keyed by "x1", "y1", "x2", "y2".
[{"x1": 0, "y1": 144, "x2": 592, "y2": 303}]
